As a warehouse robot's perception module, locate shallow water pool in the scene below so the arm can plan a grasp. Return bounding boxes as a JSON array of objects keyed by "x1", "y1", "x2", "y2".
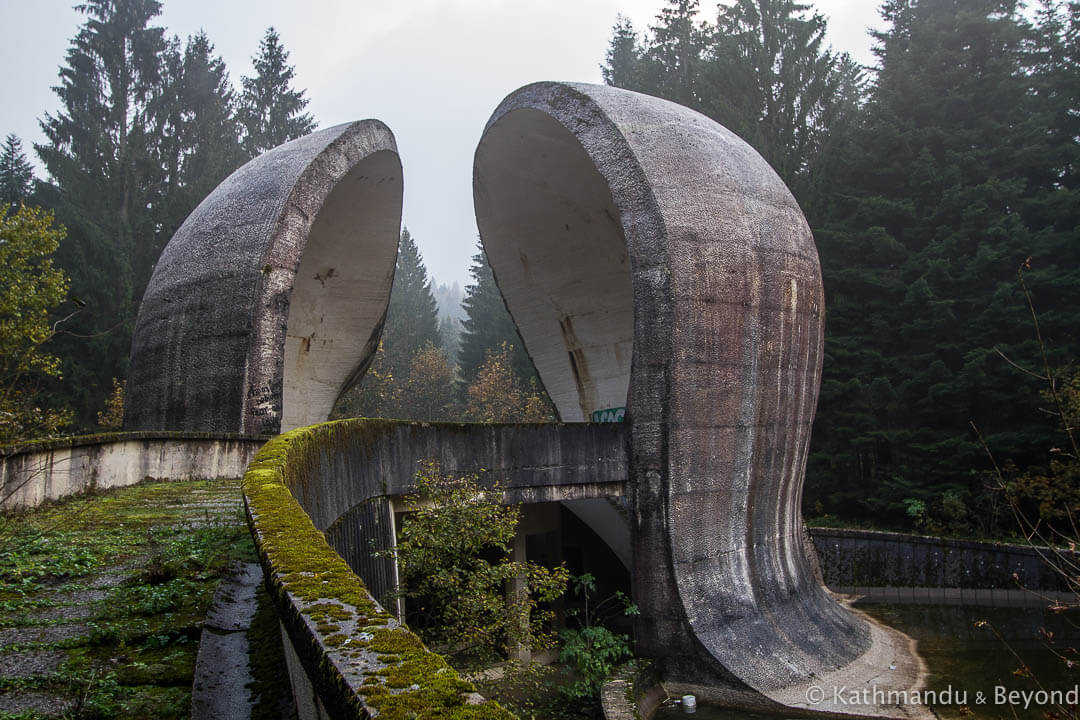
[{"x1": 652, "y1": 602, "x2": 1078, "y2": 719}]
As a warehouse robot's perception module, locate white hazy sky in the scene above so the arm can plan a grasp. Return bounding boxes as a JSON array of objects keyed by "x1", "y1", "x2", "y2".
[{"x1": 1, "y1": 0, "x2": 882, "y2": 287}]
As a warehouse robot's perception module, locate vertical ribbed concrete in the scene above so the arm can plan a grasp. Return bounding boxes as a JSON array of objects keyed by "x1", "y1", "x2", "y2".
[{"x1": 474, "y1": 82, "x2": 928, "y2": 717}]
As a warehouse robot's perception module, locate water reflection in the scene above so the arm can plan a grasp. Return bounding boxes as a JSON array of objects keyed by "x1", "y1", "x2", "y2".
[{"x1": 652, "y1": 602, "x2": 1078, "y2": 719}]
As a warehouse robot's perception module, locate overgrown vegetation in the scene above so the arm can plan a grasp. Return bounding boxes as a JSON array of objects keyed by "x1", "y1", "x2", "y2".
[
  {"x1": 0, "y1": 206, "x2": 73, "y2": 445},
  {"x1": 0, "y1": 478, "x2": 253, "y2": 719},
  {"x1": 386, "y1": 462, "x2": 568, "y2": 664},
  {"x1": 556, "y1": 573, "x2": 637, "y2": 712}
]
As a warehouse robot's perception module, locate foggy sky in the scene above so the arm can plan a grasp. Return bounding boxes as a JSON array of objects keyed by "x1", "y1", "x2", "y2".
[{"x1": 1, "y1": 0, "x2": 881, "y2": 287}]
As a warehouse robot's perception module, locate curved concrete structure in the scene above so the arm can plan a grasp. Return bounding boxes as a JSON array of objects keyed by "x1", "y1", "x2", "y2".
[
  {"x1": 474, "y1": 82, "x2": 926, "y2": 717},
  {"x1": 242, "y1": 420, "x2": 626, "y2": 718},
  {"x1": 123, "y1": 87, "x2": 926, "y2": 717},
  {"x1": 126, "y1": 121, "x2": 402, "y2": 435}
]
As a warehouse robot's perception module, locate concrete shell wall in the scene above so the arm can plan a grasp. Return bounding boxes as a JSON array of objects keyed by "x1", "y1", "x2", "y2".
[
  {"x1": 0, "y1": 433, "x2": 266, "y2": 511},
  {"x1": 125, "y1": 121, "x2": 401, "y2": 435},
  {"x1": 474, "y1": 82, "x2": 928, "y2": 718}
]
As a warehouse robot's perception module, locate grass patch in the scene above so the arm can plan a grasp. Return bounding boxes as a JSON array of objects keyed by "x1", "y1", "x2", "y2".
[{"x1": 0, "y1": 477, "x2": 257, "y2": 719}]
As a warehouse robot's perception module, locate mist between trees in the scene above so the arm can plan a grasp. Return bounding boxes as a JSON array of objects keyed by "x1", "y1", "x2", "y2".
[{"x1": 2, "y1": 0, "x2": 1079, "y2": 537}]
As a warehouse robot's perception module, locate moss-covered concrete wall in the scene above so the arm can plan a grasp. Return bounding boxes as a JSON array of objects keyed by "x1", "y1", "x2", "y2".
[{"x1": 242, "y1": 421, "x2": 529, "y2": 720}]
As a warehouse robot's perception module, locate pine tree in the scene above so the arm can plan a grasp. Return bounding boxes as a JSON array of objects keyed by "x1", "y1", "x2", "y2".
[
  {"x1": 602, "y1": 16, "x2": 643, "y2": 89},
  {"x1": 383, "y1": 228, "x2": 441, "y2": 380},
  {"x1": 173, "y1": 32, "x2": 245, "y2": 220},
  {"x1": 601, "y1": 0, "x2": 861, "y2": 192},
  {"x1": 239, "y1": 27, "x2": 316, "y2": 155},
  {"x1": 36, "y1": 0, "x2": 167, "y2": 427},
  {"x1": 150, "y1": 31, "x2": 245, "y2": 241},
  {"x1": 432, "y1": 279, "x2": 464, "y2": 360},
  {"x1": 804, "y1": 0, "x2": 1077, "y2": 531},
  {"x1": 457, "y1": 244, "x2": 537, "y2": 390},
  {"x1": 0, "y1": 134, "x2": 34, "y2": 210},
  {"x1": 643, "y1": 0, "x2": 710, "y2": 107},
  {"x1": 703, "y1": 0, "x2": 863, "y2": 188}
]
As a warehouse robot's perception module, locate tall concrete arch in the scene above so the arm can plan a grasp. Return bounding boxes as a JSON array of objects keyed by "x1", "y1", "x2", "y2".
[
  {"x1": 474, "y1": 82, "x2": 925, "y2": 716},
  {"x1": 125, "y1": 121, "x2": 402, "y2": 435},
  {"x1": 122, "y1": 90, "x2": 925, "y2": 717}
]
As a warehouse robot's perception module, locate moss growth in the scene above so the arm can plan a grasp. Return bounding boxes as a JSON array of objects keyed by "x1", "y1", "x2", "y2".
[
  {"x1": 242, "y1": 420, "x2": 516, "y2": 720},
  {"x1": 0, "y1": 477, "x2": 257, "y2": 718}
]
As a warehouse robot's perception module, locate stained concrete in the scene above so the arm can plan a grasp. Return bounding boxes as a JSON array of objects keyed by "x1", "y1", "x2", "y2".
[
  {"x1": 474, "y1": 82, "x2": 928, "y2": 717},
  {"x1": 125, "y1": 121, "x2": 402, "y2": 435},
  {"x1": 203, "y1": 562, "x2": 263, "y2": 632},
  {"x1": 0, "y1": 434, "x2": 265, "y2": 511},
  {"x1": 811, "y1": 526, "x2": 1080, "y2": 592},
  {"x1": 121, "y1": 85, "x2": 930, "y2": 717}
]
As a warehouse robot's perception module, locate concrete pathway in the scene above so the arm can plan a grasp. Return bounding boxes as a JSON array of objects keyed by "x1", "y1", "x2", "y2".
[{"x1": 0, "y1": 478, "x2": 292, "y2": 719}]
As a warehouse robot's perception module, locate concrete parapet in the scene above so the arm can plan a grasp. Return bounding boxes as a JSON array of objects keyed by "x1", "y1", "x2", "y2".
[
  {"x1": 242, "y1": 418, "x2": 627, "y2": 719},
  {"x1": 0, "y1": 432, "x2": 267, "y2": 511},
  {"x1": 810, "y1": 527, "x2": 1079, "y2": 594}
]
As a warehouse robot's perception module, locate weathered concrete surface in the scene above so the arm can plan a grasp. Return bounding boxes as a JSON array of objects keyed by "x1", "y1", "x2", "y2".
[
  {"x1": 243, "y1": 422, "x2": 520, "y2": 720},
  {"x1": 0, "y1": 433, "x2": 265, "y2": 511},
  {"x1": 251, "y1": 420, "x2": 626, "y2": 719},
  {"x1": 192, "y1": 562, "x2": 265, "y2": 720},
  {"x1": 811, "y1": 527, "x2": 1080, "y2": 593},
  {"x1": 125, "y1": 121, "x2": 402, "y2": 435},
  {"x1": 283, "y1": 421, "x2": 627, "y2": 535},
  {"x1": 474, "y1": 82, "x2": 927, "y2": 717}
]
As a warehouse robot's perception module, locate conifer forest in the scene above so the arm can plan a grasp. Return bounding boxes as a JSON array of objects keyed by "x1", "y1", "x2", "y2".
[{"x1": 3, "y1": 0, "x2": 1079, "y2": 538}]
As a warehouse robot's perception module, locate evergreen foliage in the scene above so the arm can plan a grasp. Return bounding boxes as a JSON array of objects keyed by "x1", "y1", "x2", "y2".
[
  {"x1": 0, "y1": 134, "x2": 34, "y2": 210},
  {"x1": 239, "y1": 27, "x2": 316, "y2": 156},
  {"x1": 154, "y1": 31, "x2": 245, "y2": 234},
  {"x1": 602, "y1": 0, "x2": 860, "y2": 191},
  {"x1": 36, "y1": 0, "x2": 169, "y2": 427},
  {"x1": 457, "y1": 245, "x2": 538, "y2": 391},
  {"x1": 433, "y1": 279, "x2": 465, "y2": 359},
  {"x1": 805, "y1": 0, "x2": 1080, "y2": 531},
  {"x1": 383, "y1": 228, "x2": 442, "y2": 380}
]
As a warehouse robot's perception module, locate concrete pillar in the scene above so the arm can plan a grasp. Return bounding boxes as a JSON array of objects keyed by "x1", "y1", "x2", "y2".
[{"x1": 507, "y1": 528, "x2": 530, "y2": 663}]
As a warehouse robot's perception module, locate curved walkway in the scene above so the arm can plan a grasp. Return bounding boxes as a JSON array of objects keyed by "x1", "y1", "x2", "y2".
[{"x1": 0, "y1": 478, "x2": 285, "y2": 719}]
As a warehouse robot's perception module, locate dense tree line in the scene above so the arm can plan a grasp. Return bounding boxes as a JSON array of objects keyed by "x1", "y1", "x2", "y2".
[
  {"x1": 332, "y1": 230, "x2": 551, "y2": 423},
  {"x1": 6, "y1": 0, "x2": 1076, "y2": 538},
  {"x1": 9, "y1": 0, "x2": 314, "y2": 429},
  {"x1": 604, "y1": 0, "x2": 1080, "y2": 535}
]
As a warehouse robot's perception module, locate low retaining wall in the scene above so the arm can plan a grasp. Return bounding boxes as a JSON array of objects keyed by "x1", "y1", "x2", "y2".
[
  {"x1": 601, "y1": 660, "x2": 664, "y2": 720},
  {"x1": 1, "y1": 432, "x2": 268, "y2": 511},
  {"x1": 809, "y1": 527, "x2": 1076, "y2": 593}
]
